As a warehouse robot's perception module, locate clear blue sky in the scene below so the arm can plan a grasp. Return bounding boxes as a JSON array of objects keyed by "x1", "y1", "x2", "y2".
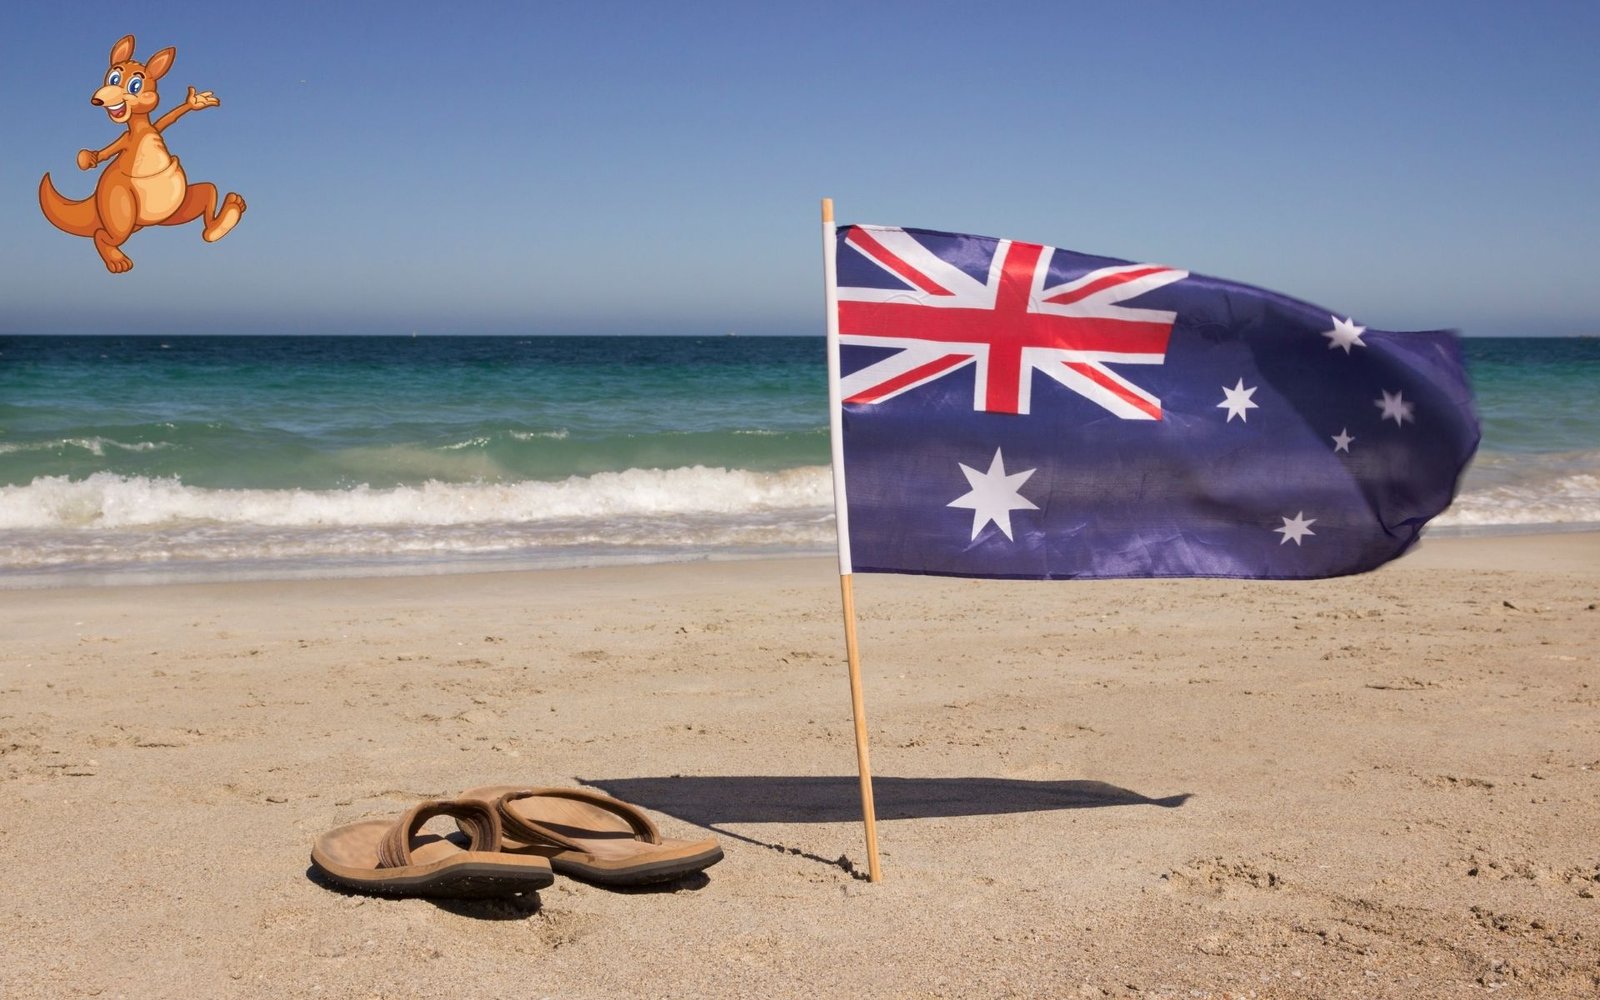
[{"x1": 2, "y1": 0, "x2": 1595, "y2": 336}]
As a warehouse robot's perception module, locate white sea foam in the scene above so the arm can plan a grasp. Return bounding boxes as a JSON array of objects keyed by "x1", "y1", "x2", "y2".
[
  {"x1": 0, "y1": 466, "x2": 837, "y2": 583},
  {"x1": 1435, "y1": 473, "x2": 1600, "y2": 528},
  {"x1": 1434, "y1": 449, "x2": 1600, "y2": 530},
  {"x1": 0, "y1": 437, "x2": 173, "y2": 457},
  {"x1": 508, "y1": 429, "x2": 569, "y2": 441},
  {"x1": 0, "y1": 466, "x2": 833, "y2": 531}
]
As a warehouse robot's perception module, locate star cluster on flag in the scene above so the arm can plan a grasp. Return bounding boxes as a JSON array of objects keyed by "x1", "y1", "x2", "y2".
[{"x1": 935, "y1": 312, "x2": 1428, "y2": 554}]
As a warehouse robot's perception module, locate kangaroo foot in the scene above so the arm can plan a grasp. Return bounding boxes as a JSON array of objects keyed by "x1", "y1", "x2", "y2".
[
  {"x1": 94, "y1": 233, "x2": 133, "y2": 273},
  {"x1": 203, "y1": 192, "x2": 247, "y2": 242}
]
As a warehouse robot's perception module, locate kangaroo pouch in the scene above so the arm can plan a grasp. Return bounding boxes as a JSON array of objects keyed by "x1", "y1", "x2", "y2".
[{"x1": 133, "y1": 156, "x2": 187, "y2": 224}]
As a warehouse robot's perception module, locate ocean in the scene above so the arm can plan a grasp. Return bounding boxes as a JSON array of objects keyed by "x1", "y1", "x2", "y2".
[{"x1": 1, "y1": 335, "x2": 1595, "y2": 587}]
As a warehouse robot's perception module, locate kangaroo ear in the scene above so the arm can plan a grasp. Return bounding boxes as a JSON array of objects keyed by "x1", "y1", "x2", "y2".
[
  {"x1": 110, "y1": 35, "x2": 136, "y2": 66},
  {"x1": 145, "y1": 47, "x2": 176, "y2": 80}
]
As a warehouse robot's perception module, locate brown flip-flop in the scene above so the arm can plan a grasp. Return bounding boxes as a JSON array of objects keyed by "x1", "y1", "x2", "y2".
[
  {"x1": 311, "y1": 798, "x2": 555, "y2": 898},
  {"x1": 461, "y1": 785, "x2": 724, "y2": 886}
]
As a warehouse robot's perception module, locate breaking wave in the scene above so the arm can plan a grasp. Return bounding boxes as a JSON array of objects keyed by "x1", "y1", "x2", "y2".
[
  {"x1": 1431, "y1": 448, "x2": 1600, "y2": 532},
  {"x1": 0, "y1": 466, "x2": 833, "y2": 531},
  {"x1": 0, "y1": 466, "x2": 836, "y2": 584}
]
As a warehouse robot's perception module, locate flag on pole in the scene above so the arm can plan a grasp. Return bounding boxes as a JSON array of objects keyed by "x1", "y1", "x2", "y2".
[{"x1": 829, "y1": 224, "x2": 1479, "y2": 580}]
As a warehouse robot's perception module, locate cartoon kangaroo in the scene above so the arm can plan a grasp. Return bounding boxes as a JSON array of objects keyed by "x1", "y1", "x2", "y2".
[{"x1": 38, "y1": 35, "x2": 245, "y2": 273}]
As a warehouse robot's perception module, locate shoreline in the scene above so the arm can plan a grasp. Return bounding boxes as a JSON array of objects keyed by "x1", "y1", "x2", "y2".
[
  {"x1": 3, "y1": 531, "x2": 1597, "y2": 997},
  {"x1": 0, "y1": 544, "x2": 835, "y2": 592},
  {"x1": 4, "y1": 521, "x2": 1597, "y2": 592}
]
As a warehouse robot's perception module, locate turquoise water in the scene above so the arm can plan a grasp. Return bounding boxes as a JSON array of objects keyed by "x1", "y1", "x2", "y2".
[
  {"x1": 1, "y1": 335, "x2": 1595, "y2": 584},
  {"x1": 1433, "y1": 337, "x2": 1600, "y2": 535},
  {"x1": 0, "y1": 336, "x2": 829, "y2": 487}
]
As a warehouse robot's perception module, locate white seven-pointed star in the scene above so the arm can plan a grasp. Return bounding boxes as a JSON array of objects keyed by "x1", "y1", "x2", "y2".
[
  {"x1": 1275, "y1": 511, "x2": 1316, "y2": 545},
  {"x1": 1322, "y1": 316, "x2": 1368, "y2": 353},
  {"x1": 1217, "y1": 379, "x2": 1259, "y2": 422},
  {"x1": 948, "y1": 448, "x2": 1039, "y2": 541},
  {"x1": 1332, "y1": 428, "x2": 1355, "y2": 452},
  {"x1": 1375, "y1": 389, "x2": 1415, "y2": 426}
]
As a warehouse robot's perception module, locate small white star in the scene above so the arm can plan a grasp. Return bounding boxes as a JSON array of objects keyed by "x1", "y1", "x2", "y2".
[
  {"x1": 1375, "y1": 389, "x2": 1415, "y2": 426},
  {"x1": 1217, "y1": 378, "x2": 1259, "y2": 422},
  {"x1": 1275, "y1": 511, "x2": 1317, "y2": 546},
  {"x1": 947, "y1": 448, "x2": 1039, "y2": 541},
  {"x1": 1331, "y1": 428, "x2": 1355, "y2": 453},
  {"x1": 1322, "y1": 316, "x2": 1368, "y2": 354}
]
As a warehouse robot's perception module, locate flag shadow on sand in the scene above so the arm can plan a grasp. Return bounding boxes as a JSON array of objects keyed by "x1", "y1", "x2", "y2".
[{"x1": 582, "y1": 776, "x2": 1188, "y2": 873}]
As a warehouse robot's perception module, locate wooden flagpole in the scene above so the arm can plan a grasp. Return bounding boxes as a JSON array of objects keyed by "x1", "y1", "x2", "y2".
[
  {"x1": 837, "y1": 573, "x2": 881, "y2": 882},
  {"x1": 822, "y1": 198, "x2": 883, "y2": 882}
]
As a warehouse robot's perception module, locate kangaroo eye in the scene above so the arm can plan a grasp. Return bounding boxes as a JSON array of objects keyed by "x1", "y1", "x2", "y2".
[
  {"x1": 129, "y1": 76, "x2": 143, "y2": 95},
  {"x1": 108, "y1": 69, "x2": 122, "y2": 86}
]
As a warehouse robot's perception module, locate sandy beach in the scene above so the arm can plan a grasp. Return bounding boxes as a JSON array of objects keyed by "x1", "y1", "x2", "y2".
[{"x1": 2, "y1": 532, "x2": 1597, "y2": 998}]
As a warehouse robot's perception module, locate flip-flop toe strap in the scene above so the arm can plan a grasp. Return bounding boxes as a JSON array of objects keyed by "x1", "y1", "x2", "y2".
[
  {"x1": 378, "y1": 799, "x2": 501, "y2": 869},
  {"x1": 497, "y1": 788, "x2": 663, "y2": 849}
]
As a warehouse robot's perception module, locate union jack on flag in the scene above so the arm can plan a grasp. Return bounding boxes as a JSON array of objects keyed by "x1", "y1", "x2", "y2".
[
  {"x1": 838, "y1": 226, "x2": 1187, "y2": 418},
  {"x1": 827, "y1": 223, "x2": 1479, "y2": 581}
]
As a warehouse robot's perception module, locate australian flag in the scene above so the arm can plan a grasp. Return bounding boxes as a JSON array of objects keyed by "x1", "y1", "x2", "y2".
[{"x1": 831, "y1": 224, "x2": 1480, "y2": 580}]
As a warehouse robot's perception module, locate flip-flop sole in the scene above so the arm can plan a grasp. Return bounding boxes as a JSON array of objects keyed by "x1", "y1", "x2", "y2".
[
  {"x1": 311, "y1": 814, "x2": 557, "y2": 900},
  {"x1": 554, "y1": 843, "x2": 725, "y2": 886},
  {"x1": 311, "y1": 853, "x2": 555, "y2": 898}
]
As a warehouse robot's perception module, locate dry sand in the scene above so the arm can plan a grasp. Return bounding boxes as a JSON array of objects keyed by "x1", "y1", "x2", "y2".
[{"x1": 2, "y1": 533, "x2": 1597, "y2": 998}]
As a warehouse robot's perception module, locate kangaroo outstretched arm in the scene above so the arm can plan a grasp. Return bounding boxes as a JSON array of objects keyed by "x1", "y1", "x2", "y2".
[{"x1": 154, "y1": 87, "x2": 219, "y2": 132}]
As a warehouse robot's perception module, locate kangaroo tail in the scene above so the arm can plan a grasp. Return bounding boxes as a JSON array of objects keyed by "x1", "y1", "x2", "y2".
[{"x1": 39, "y1": 174, "x2": 99, "y2": 237}]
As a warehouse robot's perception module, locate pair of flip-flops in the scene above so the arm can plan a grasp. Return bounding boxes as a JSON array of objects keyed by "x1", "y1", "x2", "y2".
[{"x1": 311, "y1": 785, "x2": 723, "y2": 898}]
